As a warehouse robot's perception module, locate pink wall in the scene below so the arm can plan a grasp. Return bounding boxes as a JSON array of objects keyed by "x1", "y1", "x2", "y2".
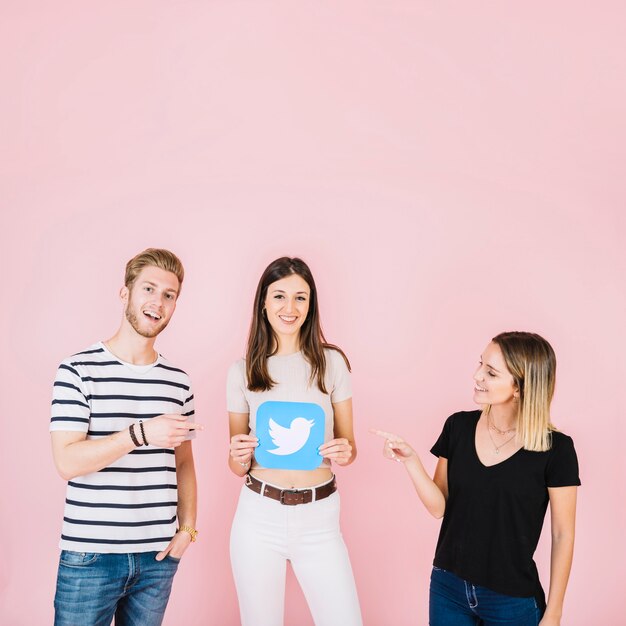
[{"x1": 1, "y1": 2, "x2": 624, "y2": 624}]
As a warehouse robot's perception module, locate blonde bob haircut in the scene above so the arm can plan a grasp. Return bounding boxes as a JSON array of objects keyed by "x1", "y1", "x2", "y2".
[
  {"x1": 124, "y1": 248, "x2": 185, "y2": 294},
  {"x1": 485, "y1": 331, "x2": 557, "y2": 452}
]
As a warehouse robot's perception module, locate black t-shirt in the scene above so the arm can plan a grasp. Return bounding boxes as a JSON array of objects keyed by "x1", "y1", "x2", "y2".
[{"x1": 430, "y1": 410, "x2": 580, "y2": 610}]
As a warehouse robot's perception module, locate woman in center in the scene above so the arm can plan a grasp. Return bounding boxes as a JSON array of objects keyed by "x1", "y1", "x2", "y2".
[{"x1": 227, "y1": 257, "x2": 362, "y2": 626}]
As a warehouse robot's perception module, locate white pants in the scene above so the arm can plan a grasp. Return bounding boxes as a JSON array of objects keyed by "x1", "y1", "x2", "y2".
[{"x1": 230, "y1": 481, "x2": 363, "y2": 626}]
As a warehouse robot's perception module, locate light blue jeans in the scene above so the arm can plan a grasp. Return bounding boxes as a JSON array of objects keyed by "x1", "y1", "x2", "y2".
[
  {"x1": 429, "y1": 567, "x2": 542, "y2": 626},
  {"x1": 54, "y1": 550, "x2": 179, "y2": 626}
]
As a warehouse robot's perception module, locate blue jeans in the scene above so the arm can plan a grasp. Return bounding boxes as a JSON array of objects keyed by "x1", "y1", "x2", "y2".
[
  {"x1": 429, "y1": 567, "x2": 542, "y2": 626},
  {"x1": 54, "y1": 551, "x2": 180, "y2": 626}
]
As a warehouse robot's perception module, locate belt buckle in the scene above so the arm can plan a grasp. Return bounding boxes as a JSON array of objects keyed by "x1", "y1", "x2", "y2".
[{"x1": 280, "y1": 489, "x2": 310, "y2": 506}]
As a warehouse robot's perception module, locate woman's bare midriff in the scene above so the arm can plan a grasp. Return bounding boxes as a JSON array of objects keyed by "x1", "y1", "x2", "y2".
[{"x1": 249, "y1": 466, "x2": 333, "y2": 489}]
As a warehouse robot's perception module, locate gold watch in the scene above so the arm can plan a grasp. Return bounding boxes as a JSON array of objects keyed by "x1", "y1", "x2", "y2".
[{"x1": 178, "y1": 525, "x2": 198, "y2": 542}]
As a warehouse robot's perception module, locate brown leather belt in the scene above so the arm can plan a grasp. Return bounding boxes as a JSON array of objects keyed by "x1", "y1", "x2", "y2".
[{"x1": 245, "y1": 473, "x2": 337, "y2": 506}]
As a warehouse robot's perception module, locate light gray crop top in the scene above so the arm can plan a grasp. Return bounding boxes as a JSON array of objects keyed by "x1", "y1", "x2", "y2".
[{"x1": 226, "y1": 349, "x2": 352, "y2": 470}]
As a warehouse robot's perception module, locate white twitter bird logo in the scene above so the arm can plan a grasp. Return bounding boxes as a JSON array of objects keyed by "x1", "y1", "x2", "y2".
[{"x1": 267, "y1": 417, "x2": 315, "y2": 455}]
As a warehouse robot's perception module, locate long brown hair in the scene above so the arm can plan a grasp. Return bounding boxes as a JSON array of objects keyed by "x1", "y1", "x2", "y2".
[
  {"x1": 245, "y1": 257, "x2": 350, "y2": 393},
  {"x1": 486, "y1": 331, "x2": 557, "y2": 452}
]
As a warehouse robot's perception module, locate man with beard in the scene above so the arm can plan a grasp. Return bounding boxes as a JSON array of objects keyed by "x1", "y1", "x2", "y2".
[{"x1": 50, "y1": 248, "x2": 201, "y2": 626}]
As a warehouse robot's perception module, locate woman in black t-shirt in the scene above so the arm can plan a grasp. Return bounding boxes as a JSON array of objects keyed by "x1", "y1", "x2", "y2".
[{"x1": 373, "y1": 332, "x2": 579, "y2": 626}]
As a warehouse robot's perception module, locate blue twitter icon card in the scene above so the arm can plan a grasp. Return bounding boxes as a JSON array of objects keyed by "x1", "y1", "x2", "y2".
[{"x1": 255, "y1": 401, "x2": 325, "y2": 470}]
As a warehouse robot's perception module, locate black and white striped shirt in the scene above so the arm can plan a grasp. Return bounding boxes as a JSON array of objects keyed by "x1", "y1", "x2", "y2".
[{"x1": 50, "y1": 343, "x2": 195, "y2": 553}]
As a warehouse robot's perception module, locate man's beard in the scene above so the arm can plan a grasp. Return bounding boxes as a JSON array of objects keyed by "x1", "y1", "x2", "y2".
[{"x1": 125, "y1": 304, "x2": 169, "y2": 338}]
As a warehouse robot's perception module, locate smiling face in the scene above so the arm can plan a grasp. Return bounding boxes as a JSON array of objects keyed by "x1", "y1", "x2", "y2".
[
  {"x1": 122, "y1": 266, "x2": 180, "y2": 338},
  {"x1": 263, "y1": 273, "x2": 310, "y2": 345},
  {"x1": 473, "y1": 342, "x2": 519, "y2": 408}
]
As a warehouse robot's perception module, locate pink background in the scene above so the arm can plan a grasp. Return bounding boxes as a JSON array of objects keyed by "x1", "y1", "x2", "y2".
[{"x1": 1, "y1": 2, "x2": 624, "y2": 624}]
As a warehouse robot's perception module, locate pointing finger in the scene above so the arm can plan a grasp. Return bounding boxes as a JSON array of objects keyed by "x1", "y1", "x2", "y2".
[
  {"x1": 370, "y1": 429, "x2": 402, "y2": 442},
  {"x1": 179, "y1": 422, "x2": 203, "y2": 431}
]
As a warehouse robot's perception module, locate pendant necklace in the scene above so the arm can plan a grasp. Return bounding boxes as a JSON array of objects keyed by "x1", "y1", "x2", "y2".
[{"x1": 487, "y1": 415, "x2": 517, "y2": 454}]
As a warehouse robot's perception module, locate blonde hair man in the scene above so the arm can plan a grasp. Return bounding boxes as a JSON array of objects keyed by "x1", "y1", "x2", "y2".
[{"x1": 50, "y1": 248, "x2": 201, "y2": 626}]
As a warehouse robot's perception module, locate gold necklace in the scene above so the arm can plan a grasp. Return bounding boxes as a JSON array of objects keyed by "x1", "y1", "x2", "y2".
[
  {"x1": 488, "y1": 414, "x2": 517, "y2": 436},
  {"x1": 486, "y1": 420, "x2": 517, "y2": 455}
]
